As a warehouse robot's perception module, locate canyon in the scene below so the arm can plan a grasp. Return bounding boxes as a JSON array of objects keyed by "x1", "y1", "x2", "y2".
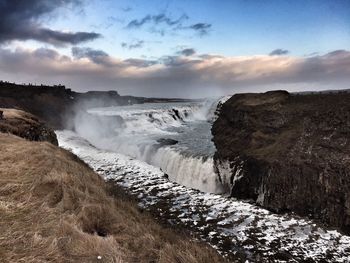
[{"x1": 2, "y1": 82, "x2": 350, "y2": 261}]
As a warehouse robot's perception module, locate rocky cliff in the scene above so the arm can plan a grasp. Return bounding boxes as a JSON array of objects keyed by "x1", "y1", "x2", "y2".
[{"x1": 212, "y1": 90, "x2": 350, "y2": 234}]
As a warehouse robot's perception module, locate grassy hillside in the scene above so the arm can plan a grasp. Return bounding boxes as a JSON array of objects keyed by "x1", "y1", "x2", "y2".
[
  {"x1": 0, "y1": 124, "x2": 225, "y2": 262},
  {"x1": 0, "y1": 108, "x2": 58, "y2": 145}
]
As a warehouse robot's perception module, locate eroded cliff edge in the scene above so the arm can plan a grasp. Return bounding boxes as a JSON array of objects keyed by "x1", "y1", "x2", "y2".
[{"x1": 212, "y1": 90, "x2": 350, "y2": 234}]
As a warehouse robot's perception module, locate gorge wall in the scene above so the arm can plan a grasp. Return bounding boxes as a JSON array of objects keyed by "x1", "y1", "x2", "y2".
[{"x1": 212, "y1": 90, "x2": 350, "y2": 234}]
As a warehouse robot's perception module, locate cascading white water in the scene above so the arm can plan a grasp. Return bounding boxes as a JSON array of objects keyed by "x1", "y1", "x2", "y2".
[
  {"x1": 150, "y1": 147, "x2": 223, "y2": 193},
  {"x1": 72, "y1": 99, "x2": 227, "y2": 193}
]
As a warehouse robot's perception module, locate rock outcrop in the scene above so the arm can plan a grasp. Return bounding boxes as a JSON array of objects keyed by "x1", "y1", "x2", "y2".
[
  {"x1": 0, "y1": 108, "x2": 58, "y2": 145},
  {"x1": 212, "y1": 90, "x2": 350, "y2": 234},
  {"x1": 0, "y1": 82, "x2": 76, "y2": 129}
]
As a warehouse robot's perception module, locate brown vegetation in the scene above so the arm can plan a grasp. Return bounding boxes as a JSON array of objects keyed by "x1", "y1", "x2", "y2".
[
  {"x1": 0, "y1": 133, "x2": 224, "y2": 262},
  {"x1": 0, "y1": 108, "x2": 58, "y2": 145}
]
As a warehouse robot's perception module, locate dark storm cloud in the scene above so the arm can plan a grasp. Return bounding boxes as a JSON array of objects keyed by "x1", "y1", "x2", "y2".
[
  {"x1": 178, "y1": 48, "x2": 196, "y2": 56},
  {"x1": 121, "y1": 40, "x2": 145, "y2": 49},
  {"x1": 0, "y1": 0, "x2": 101, "y2": 45},
  {"x1": 269, "y1": 49, "x2": 290, "y2": 56},
  {"x1": 126, "y1": 13, "x2": 189, "y2": 29},
  {"x1": 29, "y1": 29, "x2": 100, "y2": 46}
]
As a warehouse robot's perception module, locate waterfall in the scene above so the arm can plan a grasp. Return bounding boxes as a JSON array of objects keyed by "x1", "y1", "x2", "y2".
[
  {"x1": 150, "y1": 147, "x2": 223, "y2": 193},
  {"x1": 72, "y1": 99, "x2": 225, "y2": 193}
]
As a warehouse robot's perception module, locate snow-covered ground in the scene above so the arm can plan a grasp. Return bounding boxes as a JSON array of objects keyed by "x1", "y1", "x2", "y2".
[{"x1": 57, "y1": 130, "x2": 350, "y2": 262}]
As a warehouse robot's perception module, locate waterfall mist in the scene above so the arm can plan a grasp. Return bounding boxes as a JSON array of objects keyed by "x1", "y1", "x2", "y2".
[{"x1": 67, "y1": 98, "x2": 227, "y2": 193}]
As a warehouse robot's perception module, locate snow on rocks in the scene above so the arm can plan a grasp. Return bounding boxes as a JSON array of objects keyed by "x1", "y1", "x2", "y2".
[{"x1": 57, "y1": 130, "x2": 350, "y2": 262}]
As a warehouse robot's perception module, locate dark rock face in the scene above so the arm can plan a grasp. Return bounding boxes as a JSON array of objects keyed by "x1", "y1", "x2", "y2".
[
  {"x1": 157, "y1": 138, "x2": 179, "y2": 146},
  {"x1": 212, "y1": 90, "x2": 350, "y2": 234},
  {"x1": 0, "y1": 82, "x2": 75, "y2": 129}
]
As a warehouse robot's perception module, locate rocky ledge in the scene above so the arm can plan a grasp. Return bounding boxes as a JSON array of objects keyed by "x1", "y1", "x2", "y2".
[
  {"x1": 0, "y1": 108, "x2": 58, "y2": 145},
  {"x1": 212, "y1": 90, "x2": 350, "y2": 234}
]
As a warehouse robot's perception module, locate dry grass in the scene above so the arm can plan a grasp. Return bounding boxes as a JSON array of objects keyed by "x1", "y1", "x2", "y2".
[
  {"x1": 0, "y1": 108, "x2": 58, "y2": 145},
  {"x1": 0, "y1": 133, "x2": 225, "y2": 263}
]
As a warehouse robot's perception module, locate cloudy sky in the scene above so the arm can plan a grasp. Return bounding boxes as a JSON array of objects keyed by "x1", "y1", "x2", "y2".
[{"x1": 0, "y1": 0, "x2": 349, "y2": 98}]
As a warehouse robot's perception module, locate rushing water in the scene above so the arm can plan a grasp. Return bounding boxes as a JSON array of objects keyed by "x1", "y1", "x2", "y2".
[
  {"x1": 58, "y1": 98, "x2": 350, "y2": 261},
  {"x1": 72, "y1": 99, "x2": 226, "y2": 193}
]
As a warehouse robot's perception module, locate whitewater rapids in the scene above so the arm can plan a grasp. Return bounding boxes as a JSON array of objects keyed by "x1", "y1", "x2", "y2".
[{"x1": 71, "y1": 99, "x2": 226, "y2": 193}]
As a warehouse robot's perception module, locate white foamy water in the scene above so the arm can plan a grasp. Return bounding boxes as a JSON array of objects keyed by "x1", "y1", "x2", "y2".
[
  {"x1": 72, "y1": 99, "x2": 225, "y2": 193},
  {"x1": 57, "y1": 130, "x2": 350, "y2": 262}
]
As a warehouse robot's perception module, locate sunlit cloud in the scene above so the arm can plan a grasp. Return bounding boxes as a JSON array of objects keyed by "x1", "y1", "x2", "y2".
[{"x1": 0, "y1": 46, "x2": 349, "y2": 97}]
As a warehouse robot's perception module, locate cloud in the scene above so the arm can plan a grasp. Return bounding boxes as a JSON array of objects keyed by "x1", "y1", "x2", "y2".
[
  {"x1": 124, "y1": 58, "x2": 158, "y2": 67},
  {"x1": 0, "y1": 47, "x2": 349, "y2": 98},
  {"x1": 71, "y1": 47, "x2": 110, "y2": 65},
  {"x1": 126, "y1": 13, "x2": 189, "y2": 29},
  {"x1": 269, "y1": 49, "x2": 290, "y2": 56},
  {"x1": 305, "y1": 52, "x2": 319, "y2": 57},
  {"x1": 126, "y1": 13, "x2": 212, "y2": 37},
  {"x1": 188, "y1": 23, "x2": 212, "y2": 36},
  {"x1": 29, "y1": 29, "x2": 100, "y2": 46},
  {"x1": 178, "y1": 48, "x2": 196, "y2": 56},
  {"x1": 153, "y1": 13, "x2": 189, "y2": 26},
  {"x1": 0, "y1": 0, "x2": 100, "y2": 45},
  {"x1": 121, "y1": 40, "x2": 145, "y2": 49},
  {"x1": 127, "y1": 15, "x2": 152, "y2": 28}
]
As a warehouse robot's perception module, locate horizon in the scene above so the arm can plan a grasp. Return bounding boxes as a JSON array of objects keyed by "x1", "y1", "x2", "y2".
[
  {"x1": 3, "y1": 79, "x2": 350, "y2": 100},
  {"x1": 0, "y1": 0, "x2": 349, "y2": 98}
]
